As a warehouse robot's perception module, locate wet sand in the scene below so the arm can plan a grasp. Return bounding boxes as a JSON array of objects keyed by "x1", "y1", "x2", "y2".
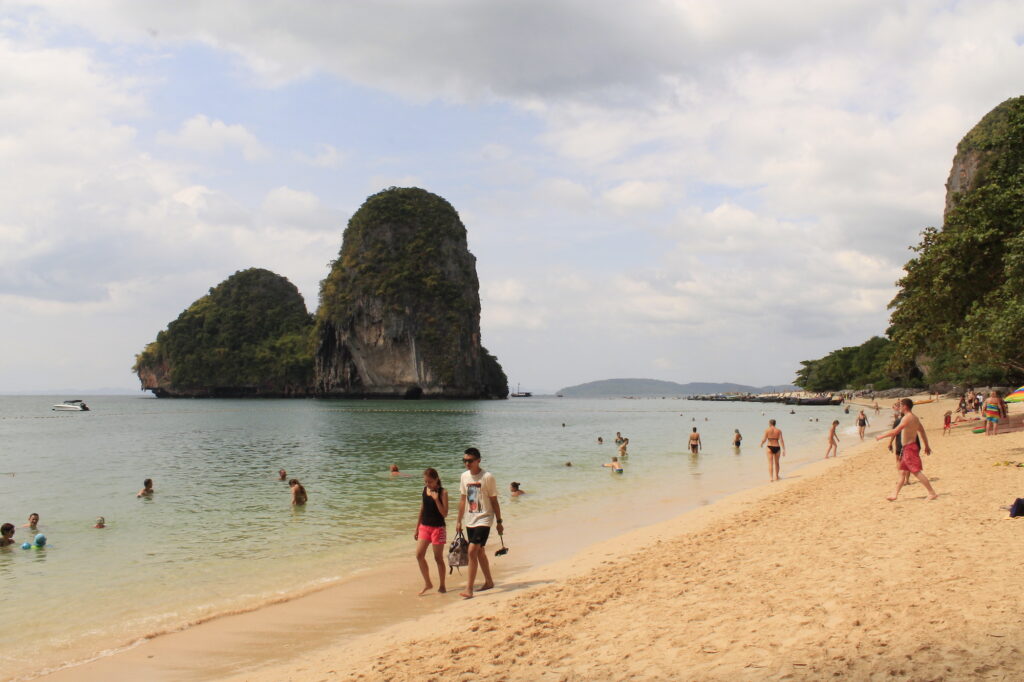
[{"x1": 42, "y1": 398, "x2": 1024, "y2": 680}]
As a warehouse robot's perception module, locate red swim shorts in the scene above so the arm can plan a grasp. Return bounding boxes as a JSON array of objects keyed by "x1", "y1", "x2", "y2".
[
  {"x1": 899, "y1": 442, "x2": 922, "y2": 473},
  {"x1": 417, "y1": 524, "x2": 447, "y2": 546}
]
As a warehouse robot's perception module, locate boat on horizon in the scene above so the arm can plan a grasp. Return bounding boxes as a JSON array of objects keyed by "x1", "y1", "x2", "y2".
[
  {"x1": 510, "y1": 383, "x2": 532, "y2": 398},
  {"x1": 52, "y1": 399, "x2": 90, "y2": 411}
]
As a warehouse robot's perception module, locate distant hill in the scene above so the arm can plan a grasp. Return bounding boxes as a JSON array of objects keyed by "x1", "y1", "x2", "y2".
[{"x1": 557, "y1": 378, "x2": 796, "y2": 398}]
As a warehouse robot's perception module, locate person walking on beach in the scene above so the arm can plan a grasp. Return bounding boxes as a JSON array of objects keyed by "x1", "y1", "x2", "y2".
[
  {"x1": 289, "y1": 478, "x2": 307, "y2": 506},
  {"x1": 414, "y1": 467, "x2": 448, "y2": 595},
  {"x1": 760, "y1": 419, "x2": 785, "y2": 481},
  {"x1": 825, "y1": 420, "x2": 840, "y2": 458},
  {"x1": 688, "y1": 428, "x2": 701, "y2": 454},
  {"x1": 856, "y1": 410, "x2": 869, "y2": 440},
  {"x1": 456, "y1": 447, "x2": 503, "y2": 599},
  {"x1": 876, "y1": 398, "x2": 938, "y2": 501}
]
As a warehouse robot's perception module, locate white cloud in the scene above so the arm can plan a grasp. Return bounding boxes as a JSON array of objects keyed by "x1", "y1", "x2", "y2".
[
  {"x1": 294, "y1": 143, "x2": 344, "y2": 168},
  {"x1": 158, "y1": 114, "x2": 269, "y2": 161},
  {"x1": 603, "y1": 180, "x2": 672, "y2": 212}
]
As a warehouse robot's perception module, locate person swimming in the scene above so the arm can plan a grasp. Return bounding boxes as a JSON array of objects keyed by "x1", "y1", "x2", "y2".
[
  {"x1": 278, "y1": 469, "x2": 287, "y2": 481},
  {"x1": 137, "y1": 479, "x2": 154, "y2": 498},
  {"x1": 289, "y1": 478, "x2": 308, "y2": 506},
  {"x1": 597, "y1": 436, "x2": 604, "y2": 444},
  {"x1": 732, "y1": 429, "x2": 742, "y2": 448},
  {"x1": 0, "y1": 523, "x2": 14, "y2": 547},
  {"x1": 94, "y1": 516, "x2": 106, "y2": 529},
  {"x1": 509, "y1": 482, "x2": 525, "y2": 497},
  {"x1": 22, "y1": 513, "x2": 39, "y2": 530}
]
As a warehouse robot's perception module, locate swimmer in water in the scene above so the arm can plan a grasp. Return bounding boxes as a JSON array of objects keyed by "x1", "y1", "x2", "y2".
[
  {"x1": 732, "y1": 429, "x2": 742, "y2": 449},
  {"x1": 137, "y1": 479, "x2": 154, "y2": 498},
  {"x1": 618, "y1": 438, "x2": 629, "y2": 457},
  {"x1": 0, "y1": 523, "x2": 14, "y2": 547},
  {"x1": 278, "y1": 469, "x2": 287, "y2": 481},
  {"x1": 509, "y1": 482, "x2": 525, "y2": 497},
  {"x1": 22, "y1": 513, "x2": 39, "y2": 530},
  {"x1": 94, "y1": 516, "x2": 106, "y2": 529},
  {"x1": 614, "y1": 432, "x2": 624, "y2": 444},
  {"x1": 289, "y1": 478, "x2": 308, "y2": 506},
  {"x1": 564, "y1": 461, "x2": 573, "y2": 467},
  {"x1": 603, "y1": 457, "x2": 623, "y2": 473},
  {"x1": 597, "y1": 436, "x2": 604, "y2": 444},
  {"x1": 825, "y1": 420, "x2": 840, "y2": 458}
]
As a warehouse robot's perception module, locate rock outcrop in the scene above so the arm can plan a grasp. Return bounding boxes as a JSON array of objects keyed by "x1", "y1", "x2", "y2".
[
  {"x1": 134, "y1": 268, "x2": 315, "y2": 397},
  {"x1": 945, "y1": 96, "x2": 1024, "y2": 215},
  {"x1": 315, "y1": 187, "x2": 508, "y2": 398}
]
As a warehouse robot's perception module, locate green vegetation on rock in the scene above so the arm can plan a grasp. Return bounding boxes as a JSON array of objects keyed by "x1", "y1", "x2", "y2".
[
  {"x1": 797, "y1": 96, "x2": 1024, "y2": 390},
  {"x1": 793, "y1": 337, "x2": 912, "y2": 392},
  {"x1": 133, "y1": 268, "x2": 314, "y2": 396}
]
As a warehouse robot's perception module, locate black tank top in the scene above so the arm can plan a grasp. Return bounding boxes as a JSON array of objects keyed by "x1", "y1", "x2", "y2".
[{"x1": 421, "y1": 486, "x2": 445, "y2": 527}]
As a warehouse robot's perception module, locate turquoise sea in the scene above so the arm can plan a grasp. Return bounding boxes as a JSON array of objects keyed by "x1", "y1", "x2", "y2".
[{"x1": 0, "y1": 395, "x2": 862, "y2": 679}]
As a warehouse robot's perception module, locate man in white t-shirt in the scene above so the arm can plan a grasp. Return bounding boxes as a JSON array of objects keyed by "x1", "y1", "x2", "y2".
[{"x1": 456, "y1": 447, "x2": 503, "y2": 599}]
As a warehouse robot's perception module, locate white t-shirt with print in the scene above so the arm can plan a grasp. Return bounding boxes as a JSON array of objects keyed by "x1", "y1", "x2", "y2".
[{"x1": 460, "y1": 469, "x2": 498, "y2": 528}]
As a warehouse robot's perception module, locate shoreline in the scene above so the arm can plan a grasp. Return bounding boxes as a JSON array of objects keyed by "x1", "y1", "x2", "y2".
[
  {"x1": 78, "y1": 395, "x2": 1024, "y2": 681},
  {"x1": 35, "y1": 408, "x2": 871, "y2": 681}
]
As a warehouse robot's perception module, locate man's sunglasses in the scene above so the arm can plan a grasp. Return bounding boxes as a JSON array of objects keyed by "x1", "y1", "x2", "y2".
[{"x1": 462, "y1": 458, "x2": 477, "y2": 463}]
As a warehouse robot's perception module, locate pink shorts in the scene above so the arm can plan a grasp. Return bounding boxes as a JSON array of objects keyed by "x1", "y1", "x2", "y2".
[
  {"x1": 417, "y1": 524, "x2": 447, "y2": 545},
  {"x1": 899, "y1": 442, "x2": 922, "y2": 473}
]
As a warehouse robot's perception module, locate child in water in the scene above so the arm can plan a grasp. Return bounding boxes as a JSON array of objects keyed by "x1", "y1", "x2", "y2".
[
  {"x1": 22, "y1": 513, "x2": 39, "y2": 530},
  {"x1": 509, "y1": 482, "x2": 525, "y2": 497},
  {"x1": 94, "y1": 517, "x2": 106, "y2": 529},
  {"x1": 137, "y1": 479, "x2": 154, "y2": 498},
  {"x1": 0, "y1": 523, "x2": 14, "y2": 547},
  {"x1": 825, "y1": 420, "x2": 840, "y2": 458},
  {"x1": 603, "y1": 457, "x2": 624, "y2": 473},
  {"x1": 289, "y1": 478, "x2": 308, "y2": 506}
]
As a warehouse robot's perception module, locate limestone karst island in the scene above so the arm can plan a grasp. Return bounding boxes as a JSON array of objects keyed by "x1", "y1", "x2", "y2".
[{"x1": 133, "y1": 187, "x2": 509, "y2": 399}]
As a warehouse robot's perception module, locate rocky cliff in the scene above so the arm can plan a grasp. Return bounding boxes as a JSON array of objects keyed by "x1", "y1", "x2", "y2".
[
  {"x1": 134, "y1": 268, "x2": 315, "y2": 397},
  {"x1": 315, "y1": 187, "x2": 508, "y2": 398},
  {"x1": 945, "y1": 96, "x2": 1024, "y2": 215}
]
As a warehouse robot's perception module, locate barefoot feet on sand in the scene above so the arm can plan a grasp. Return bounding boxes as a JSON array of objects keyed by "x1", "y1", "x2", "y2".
[
  {"x1": 418, "y1": 584, "x2": 432, "y2": 596},
  {"x1": 479, "y1": 582, "x2": 494, "y2": 592},
  {"x1": 459, "y1": 591, "x2": 473, "y2": 599}
]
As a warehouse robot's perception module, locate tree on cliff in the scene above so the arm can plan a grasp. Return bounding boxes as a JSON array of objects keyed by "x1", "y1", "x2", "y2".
[
  {"x1": 133, "y1": 268, "x2": 314, "y2": 396},
  {"x1": 315, "y1": 187, "x2": 508, "y2": 398},
  {"x1": 887, "y1": 96, "x2": 1024, "y2": 384},
  {"x1": 797, "y1": 96, "x2": 1024, "y2": 389}
]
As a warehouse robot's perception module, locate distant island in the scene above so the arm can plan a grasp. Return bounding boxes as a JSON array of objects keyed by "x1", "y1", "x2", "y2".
[
  {"x1": 134, "y1": 187, "x2": 508, "y2": 399},
  {"x1": 557, "y1": 378, "x2": 797, "y2": 398}
]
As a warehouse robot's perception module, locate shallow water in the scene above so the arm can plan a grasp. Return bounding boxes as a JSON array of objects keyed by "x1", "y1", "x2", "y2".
[{"x1": 0, "y1": 395, "x2": 861, "y2": 679}]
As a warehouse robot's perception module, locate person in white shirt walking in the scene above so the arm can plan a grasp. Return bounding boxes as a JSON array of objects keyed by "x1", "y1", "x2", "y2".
[{"x1": 456, "y1": 447, "x2": 504, "y2": 599}]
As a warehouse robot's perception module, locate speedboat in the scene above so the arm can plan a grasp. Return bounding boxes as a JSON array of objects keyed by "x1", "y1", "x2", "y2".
[{"x1": 52, "y1": 400, "x2": 90, "y2": 412}]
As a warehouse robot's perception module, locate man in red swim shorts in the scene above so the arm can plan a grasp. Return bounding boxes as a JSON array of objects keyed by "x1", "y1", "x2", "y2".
[{"x1": 876, "y1": 398, "x2": 938, "y2": 501}]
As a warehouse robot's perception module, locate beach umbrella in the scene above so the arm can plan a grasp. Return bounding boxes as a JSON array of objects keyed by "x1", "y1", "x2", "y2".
[{"x1": 1005, "y1": 385, "x2": 1024, "y2": 403}]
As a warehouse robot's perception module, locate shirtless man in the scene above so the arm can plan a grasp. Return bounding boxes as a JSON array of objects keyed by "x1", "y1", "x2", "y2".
[
  {"x1": 876, "y1": 398, "x2": 938, "y2": 501},
  {"x1": 618, "y1": 438, "x2": 629, "y2": 457},
  {"x1": 825, "y1": 420, "x2": 840, "y2": 458},
  {"x1": 760, "y1": 419, "x2": 785, "y2": 481},
  {"x1": 688, "y1": 427, "x2": 701, "y2": 454}
]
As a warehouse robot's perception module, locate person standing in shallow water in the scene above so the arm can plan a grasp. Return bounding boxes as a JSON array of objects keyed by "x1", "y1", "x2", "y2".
[
  {"x1": 136, "y1": 479, "x2": 153, "y2": 498},
  {"x1": 289, "y1": 478, "x2": 307, "y2": 506},
  {"x1": 456, "y1": 447, "x2": 503, "y2": 600},
  {"x1": 825, "y1": 420, "x2": 840, "y2": 458},
  {"x1": 760, "y1": 419, "x2": 785, "y2": 481},
  {"x1": 414, "y1": 467, "x2": 448, "y2": 596}
]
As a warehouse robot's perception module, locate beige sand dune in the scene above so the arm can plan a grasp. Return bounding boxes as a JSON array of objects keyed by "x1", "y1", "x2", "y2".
[{"x1": 228, "y1": 399, "x2": 1024, "y2": 681}]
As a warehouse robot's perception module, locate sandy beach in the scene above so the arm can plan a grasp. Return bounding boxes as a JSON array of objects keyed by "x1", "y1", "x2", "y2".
[{"x1": 41, "y1": 398, "x2": 1024, "y2": 681}]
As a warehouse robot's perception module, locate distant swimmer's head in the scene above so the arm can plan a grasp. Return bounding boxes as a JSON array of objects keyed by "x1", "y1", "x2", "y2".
[
  {"x1": 510, "y1": 482, "x2": 520, "y2": 491},
  {"x1": 423, "y1": 467, "x2": 442, "y2": 488},
  {"x1": 143, "y1": 479, "x2": 153, "y2": 490},
  {"x1": 564, "y1": 461, "x2": 572, "y2": 467},
  {"x1": 27, "y1": 513, "x2": 39, "y2": 525},
  {"x1": 769, "y1": 419, "x2": 776, "y2": 426},
  {"x1": 389, "y1": 464, "x2": 400, "y2": 473},
  {"x1": 1, "y1": 523, "x2": 13, "y2": 539},
  {"x1": 34, "y1": 534, "x2": 46, "y2": 547},
  {"x1": 278, "y1": 469, "x2": 287, "y2": 480},
  {"x1": 94, "y1": 517, "x2": 105, "y2": 529}
]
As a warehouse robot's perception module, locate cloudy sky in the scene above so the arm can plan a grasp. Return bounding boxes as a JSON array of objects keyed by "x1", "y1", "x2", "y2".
[{"x1": 2, "y1": 1, "x2": 1023, "y2": 393}]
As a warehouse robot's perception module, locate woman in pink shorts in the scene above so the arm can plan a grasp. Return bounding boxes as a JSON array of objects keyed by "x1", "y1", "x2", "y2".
[{"x1": 414, "y1": 467, "x2": 449, "y2": 595}]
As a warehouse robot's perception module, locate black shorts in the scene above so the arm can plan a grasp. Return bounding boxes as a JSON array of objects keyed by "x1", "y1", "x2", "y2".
[
  {"x1": 466, "y1": 526, "x2": 491, "y2": 546},
  {"x1": 768, "y1": 446, "x2": 781, "y2": 454}
]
